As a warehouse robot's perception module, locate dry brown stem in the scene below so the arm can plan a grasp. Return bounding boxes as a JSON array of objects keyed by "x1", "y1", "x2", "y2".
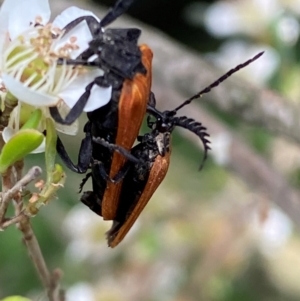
[
  {"x1": 17, "y1": 217, "x2": 62, "y2": 301},
  {"x1": 0, "y1": 165, "x2": 62, "y2": 301}
]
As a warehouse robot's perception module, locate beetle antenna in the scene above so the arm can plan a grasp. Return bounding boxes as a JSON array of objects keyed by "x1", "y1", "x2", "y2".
[
  {"x1": 100, "y1": 0, "x2": 136, "y2": 28},
  {"x1": 173, "y1": 51, "x2": 264, "y2": 113},
  {"x1": 174, "y1": 116, "x2": 211, "y2": 170}
]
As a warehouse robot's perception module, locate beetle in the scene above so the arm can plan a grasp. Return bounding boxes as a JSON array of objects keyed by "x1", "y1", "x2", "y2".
[
  {"x1": 106, "y1": 109, "x2": 210, "y2": 247},
  {"x1": 59, "y1": 50, "x2": 263, "y2": 243},
  {"x1": 57, "y1": 43, "x2": 152, "y2": 221},
  {"x1": 56, "y1": 0, "x2": 153, "y2": 220},
  {"x1": 51, "y1": 0, "x2": 149, "y2": 125},
  {"x1": 87, "y1": 51, "x2": 263, "y2": 247}
]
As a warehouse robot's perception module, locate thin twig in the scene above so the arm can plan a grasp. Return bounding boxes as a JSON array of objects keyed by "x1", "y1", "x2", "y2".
[
  {"x1": 0, "y1": 166, "x2": 13, "y2": 222},
  {"x1": 17, "y1": 217, "x2": 62, "y2": 301},
  {"x1": 0, "y1": 166, "x2": 42, "y2": 222},
  {"x1": 0, "y1": 164, "x2": 62, "y2": 300},
  {"x1": 3, "y1": 166, "x2": 42, "y2": 203},
  {"x1": 1, "y1": 212, "x2": 25, "y2": 229}
]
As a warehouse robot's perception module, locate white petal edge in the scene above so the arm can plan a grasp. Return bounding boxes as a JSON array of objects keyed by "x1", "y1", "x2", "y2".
[
  {"x1": 2, "y1": 126, "x2": 46, "y2": 154},
  {"x1": 2, "y1": 73, "x2": 59, "y2": 107},
  {"x1": 59, "y1": 68, "x2": 105, "y2": 109},
  {"x1": 8, "y1": 0, "x2": 51, "y2": 40},
  {"x1": 0, "y1": 15, "x2": 8, "y2": 65},
  {"x1": 55, "y1": 119, "x2": 79, "y2": 136},
  {"x1": 0, "y1": 0, "x2": 18, "y2": 58},
  {"x1": 2, "y1": 126, "x2": 14, "y2": 143},
  {"x1": 30, "y1": 137, "x2": 46, "y2": 153},
  {"x1": 52, "y1": 6, "x2": 99, "y2": 30},
  {"x1": 83, "y1": 84, "x2": 112, "y2": 112},
  {"x1": 53, "y1": 20, "x2": 93, "y2": 60}
]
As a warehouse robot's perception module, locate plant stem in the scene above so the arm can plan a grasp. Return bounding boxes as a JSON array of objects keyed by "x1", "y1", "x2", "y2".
[
  {"x1": 0, "y1": 164, "x2": 63, "y2": 300},
  {"x1": 17, "y1": 217, "x2": 62, "y2": 301}
]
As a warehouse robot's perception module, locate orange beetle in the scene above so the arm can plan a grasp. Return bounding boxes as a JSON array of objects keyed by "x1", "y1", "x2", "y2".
[
  {"x1": 106, "y1": 52, "x2": 264, "y2": 247},
  {"x1": 56, "y1": 0, "x2": 153, "y2": 221}
]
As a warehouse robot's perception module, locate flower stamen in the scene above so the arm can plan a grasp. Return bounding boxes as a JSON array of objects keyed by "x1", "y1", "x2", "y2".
[{"x1": 2, "y1": 23, "x2": 85, "y2": 104}]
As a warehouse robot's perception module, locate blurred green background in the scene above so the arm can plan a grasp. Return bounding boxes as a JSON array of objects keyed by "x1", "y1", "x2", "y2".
[{"x1": 2, "y1": 0, "x2": 300, "y2": 300}]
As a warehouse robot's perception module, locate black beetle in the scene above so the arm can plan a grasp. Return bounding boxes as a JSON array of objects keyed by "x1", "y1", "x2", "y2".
[{"x1": 56, "y1": 0, "x2": 153, "y2": 220}]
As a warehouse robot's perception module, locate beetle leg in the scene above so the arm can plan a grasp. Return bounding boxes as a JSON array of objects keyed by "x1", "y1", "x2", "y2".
[
  {"x1": 56, "y1": 129, "x2": 92, "y2": 174},
  {"x1": 91, "y1": 159, "x2": 111, "y2": 182},
  {"x1": 50, "y1": 76, "x2": 110, "y2": 125},
  {"x1": 92, "y1": 137, "x2": 141, "y2": 163},
  {"x1": 148, "y1": 91, "x2": 156, "y2": 107},
  {"x1": 92, "y1": 159, "x2": 118, "y2": 183},
  {"x1": 63, "y1": 15, "x2": 101, "y2": 38},
  {"x1": 50, "y1": 82, "x2": 94, "y2": 125},
  {"x1": 147, "y1": 103, "x2": 164, "y2": 121},
  {"x1": 92, "y1": 160, "x2": 121, "y2": 183},
  {"x1": 91, "y1": 157, "x2": 131, "y2": 184},
  {"x1": 146, "y1": 115, "x2": 155, "y2": 129},
  {"x1": 112, "y1": 162, "x2": 131, "y2": 183}
]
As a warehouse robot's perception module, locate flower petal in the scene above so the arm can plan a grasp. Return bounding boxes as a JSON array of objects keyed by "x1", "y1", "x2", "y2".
[
  {"x1": 0, "y1": 0, "x2": 18, "y2": 57},
  {"x1": 2, "y1": 126, "x2": 14, "y2": 143},
  {"x1": 83, "y1": 84, "x2": 112, "y2": 112},
  {"x1": 52, "y1": 6, "x2": 99, "y2": 30},
  {"x1": 2, "y1": 126, "x2": 45, "y2": 153},
  {"x1": 55, "y1": 120, "x2": 79, "y2": 136},
  {"x1": 58, "y1": 68, "x2": 109, "y2": 111},
  {"x1": 29, "y1": 137, "x2": 46, "y2": 153},
  {"x1": 53, "y1": 20, "x2": 93, "y2": 60},
  {"x1": 2, "y1": 73, "x2": 59, "y2": 107},
  {"x1": 8, "y1": 0, "x2": 51, "y2": 39},
  {"x1": 0, "y1": 0, "x2": 20, "y2": 15}
]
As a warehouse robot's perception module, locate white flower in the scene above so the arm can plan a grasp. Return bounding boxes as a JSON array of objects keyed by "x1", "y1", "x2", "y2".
[
  {"x1": 0, "y1": 0, "x2": 112, "y2": 118},
  {"x1": 0, "y1": 0, "x2": 113, "y2": 153}
]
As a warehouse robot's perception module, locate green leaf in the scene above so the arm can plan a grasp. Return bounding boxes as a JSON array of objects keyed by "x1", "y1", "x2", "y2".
[
  {"x1": 21, "y1": 108, "x2": 42, "y2": 130},
  {"x1": 1, "y1": 296, "x2": 31, "y2": 301},
  {"x1": 0, "y1": 129, "x2": 43, "y2": 173}
]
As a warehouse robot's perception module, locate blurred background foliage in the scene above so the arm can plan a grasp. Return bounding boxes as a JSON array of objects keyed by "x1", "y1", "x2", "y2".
[{"x1": 1, "y1": 0, "x2": 300, "y2": 300}]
